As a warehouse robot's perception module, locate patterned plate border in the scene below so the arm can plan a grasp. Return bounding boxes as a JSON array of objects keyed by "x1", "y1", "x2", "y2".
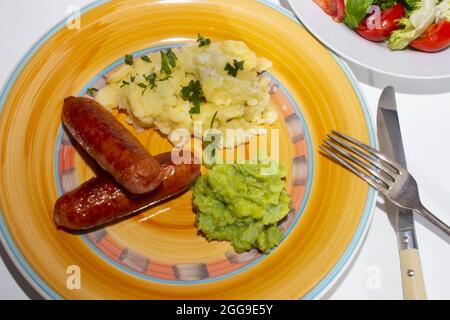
[{"x1": 54, "y1": 43, "x2": 314, "y2": 285}]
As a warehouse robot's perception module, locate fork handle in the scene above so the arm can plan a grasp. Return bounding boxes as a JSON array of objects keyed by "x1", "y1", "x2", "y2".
[
  {"x1": 415, "y1": 206, "x2": 450, "y2": 237},
  {"x1": 399, "y1": 249, "x2": 427, "y2": 300}
]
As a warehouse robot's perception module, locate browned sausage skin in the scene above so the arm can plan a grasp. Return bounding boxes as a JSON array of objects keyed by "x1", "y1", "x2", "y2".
[
  {"x1": 54, "y1": 152, "x2": 200, "y2": 231},
  {"x1": 62, "y1": 96, "x2": 162, "y2": 194}
]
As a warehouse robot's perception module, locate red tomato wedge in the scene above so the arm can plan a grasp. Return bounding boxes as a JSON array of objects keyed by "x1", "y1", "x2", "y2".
[
  {"x1": 314, "y1": 0, "x2": 345, "y2": 22},
  {"x1": 356, "y1": 3, "x2": 405, "y2": 42},
  {"x1": 410, "y1": 20, "x2": 450, "y2": 52}
]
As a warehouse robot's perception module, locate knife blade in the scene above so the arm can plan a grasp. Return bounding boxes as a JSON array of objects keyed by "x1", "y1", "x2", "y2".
[
  {"x1": 377, "y1": 86, "x2": 426, "y2": 300},
  {"x1": 377, "y1": 87, "x2": 416, "y2": 237}
]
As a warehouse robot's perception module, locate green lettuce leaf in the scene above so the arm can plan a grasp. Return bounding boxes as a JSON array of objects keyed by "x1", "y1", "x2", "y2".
[
  {"x1": 344, "y1": 0, "x2": 375, "y2": 29},
  {"x1": 374, "y1": 0, "x2": 398, "y2": 10},
  {"x1": 389, "y1": 0, "x2": 436, "y2": 50}
]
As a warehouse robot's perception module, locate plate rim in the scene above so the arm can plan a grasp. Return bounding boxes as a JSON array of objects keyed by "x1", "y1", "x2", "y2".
[
  {"x1": 287, "y1": 0, "x2": 450, "y2": 80},
  {"x1": 0, "y1": 0, "x2": 376, "y2": 300}
]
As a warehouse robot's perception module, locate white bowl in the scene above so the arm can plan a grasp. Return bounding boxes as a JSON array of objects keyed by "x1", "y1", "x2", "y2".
[{"x1": 288, "y1": 0, "x2": 450, "y2": 79}]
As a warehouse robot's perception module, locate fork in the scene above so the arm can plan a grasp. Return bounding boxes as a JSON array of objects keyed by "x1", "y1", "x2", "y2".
[{"x1": 320, "y1": 130, "x2": 450, "y2": 237}]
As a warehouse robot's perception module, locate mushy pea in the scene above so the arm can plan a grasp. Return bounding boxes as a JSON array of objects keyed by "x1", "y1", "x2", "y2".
[{"x1": 192, "y1": 161, "x2": 291, "y2": 253}]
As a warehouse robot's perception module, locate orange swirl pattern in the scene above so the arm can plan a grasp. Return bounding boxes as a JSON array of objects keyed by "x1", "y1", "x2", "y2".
[{"x1": 0, "y1": 0, "x2": 373, "y2": 299}]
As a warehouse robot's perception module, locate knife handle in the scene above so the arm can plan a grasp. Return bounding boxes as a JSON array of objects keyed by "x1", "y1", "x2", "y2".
[{"x1": 399, "y1": 249, "x2": 427, "y2": 300}]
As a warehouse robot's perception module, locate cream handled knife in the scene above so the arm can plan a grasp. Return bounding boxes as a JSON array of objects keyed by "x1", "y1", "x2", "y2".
[{"x1": 377, "y1": 86, "x2": 427, "y2": 300}]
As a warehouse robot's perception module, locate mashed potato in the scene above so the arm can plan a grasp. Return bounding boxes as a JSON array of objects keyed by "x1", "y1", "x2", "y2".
[{"x1": 95, "y1": 39, "x2": 278, "y2": 147}]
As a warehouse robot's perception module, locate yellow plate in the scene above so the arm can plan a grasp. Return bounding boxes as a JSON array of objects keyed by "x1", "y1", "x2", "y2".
[{"x1": 0, "y1": 0, "x2": 375, "y2": 299}]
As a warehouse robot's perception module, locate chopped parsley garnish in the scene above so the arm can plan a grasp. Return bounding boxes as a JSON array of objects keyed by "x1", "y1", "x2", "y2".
[
  {"x1": 197, "y1": 33, "x2": 211, "y2": 47},
  {"x1": 120, "y1": 80, "x2": 130, "y2": 88},
  {"x1": 189, "y1": 104, "x2": 200, "y2": 114},
  {"x1": 130, "y1": 75, "x2": 135, "y2": 82},
  {"x1": 203, "y1": 111, "x2": 219, "y2": 156},
  {"x1": 144, "y1": 73, "x2": 158, "y2": 89},
  {"x1": 140, "y1": 55, "x2": 151, "y2": 63},
  {"x1": 166, "y1": 49, "x2": 177, "y2": 67},
  {"x1": 124, "y1": 54, "x2": 134, "y2": 66},
  {"x1": 181, "y1": 80, "x2": 205, "y2": 114},
  {"x1": 86, "y1": 87, "x2": 98, "y2": 97},
  {"x1": 160, "y1": 53, "x2": 171, "y2": 75},
  {"x1": 137, "y1": 82, "x2": 148, "y2": 95},
  {"x1": 210, "y1": 111, "x2": 218, "y2": 128},
  {"x1": 159, "y1": 74, "x2": 172, "y2": 81},
  {"x1": 160, "y1": 49, "x2": 178, "y2": 76},
  {"x1": 225, "y1": 60, "x2": 244, "y2": 77}
]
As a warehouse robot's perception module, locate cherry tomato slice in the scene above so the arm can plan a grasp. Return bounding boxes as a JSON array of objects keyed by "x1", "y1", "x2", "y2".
[
  {"x1": 356, "y1": 3, "x2": 405, "y2": 42},
  {"x1": 410, "y1": 20, "x2": 450, "y2": 52},
  {"x1": 314, "y1": 0, "x2": 345, "y2": 22}
]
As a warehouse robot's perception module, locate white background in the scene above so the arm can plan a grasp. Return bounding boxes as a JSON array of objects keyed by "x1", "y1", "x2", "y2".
[{"x1": 0, "y1": 0, "x2": 449, "y2": 300}]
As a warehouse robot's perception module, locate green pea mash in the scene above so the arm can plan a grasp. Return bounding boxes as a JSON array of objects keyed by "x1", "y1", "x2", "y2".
[{"x1": 192, "y1": 160, "x2": 291, "y2": 253}]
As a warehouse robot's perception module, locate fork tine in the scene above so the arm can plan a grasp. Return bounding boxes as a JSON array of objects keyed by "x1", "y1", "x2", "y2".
[
  {"x1": 331, "y1": 130, "x2": 400, "y2": 173},
  {"x1": 319, "y1": 145, "x2": 386, "y2": 191},
  {"x1": 327, "y1": 134, "x2": 396, "y2": 181},
  {"x1": 323, "y1": 139, "x2": 391, "y2": 188}
]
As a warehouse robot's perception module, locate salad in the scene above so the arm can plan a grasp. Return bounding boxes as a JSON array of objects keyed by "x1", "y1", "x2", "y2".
[{"x1": 314, "y1": 0, "x2": 450, "y2": 52}]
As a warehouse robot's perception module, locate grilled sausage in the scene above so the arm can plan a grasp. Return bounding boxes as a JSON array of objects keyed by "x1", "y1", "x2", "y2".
[
  {"x1": 54, "y1": 152, "x2": 200, "y2": 230},
  {"x1": 62, "y1": 96, "x2": 162, "y2": 194}
]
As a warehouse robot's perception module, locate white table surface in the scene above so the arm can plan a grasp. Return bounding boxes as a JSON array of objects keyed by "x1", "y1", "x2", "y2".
[{"x1": 0, "y1": 0, "x2": 449, "y2": 300}]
